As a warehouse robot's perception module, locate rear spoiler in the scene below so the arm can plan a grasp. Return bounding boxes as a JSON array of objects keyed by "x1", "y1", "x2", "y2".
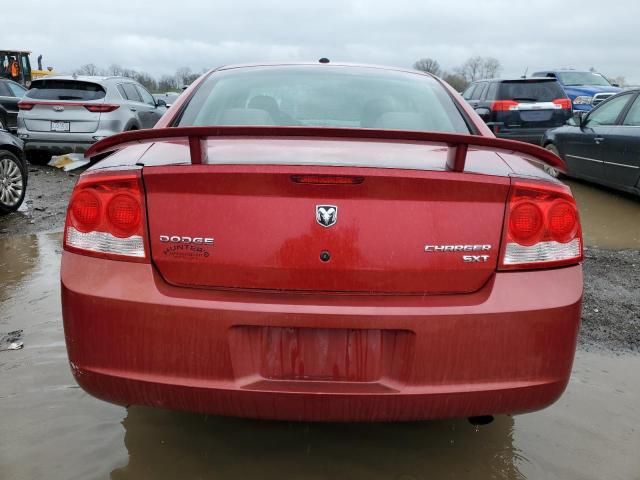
[{"x1": 84, "y1": 126, "x2": 566, "y2": 173}]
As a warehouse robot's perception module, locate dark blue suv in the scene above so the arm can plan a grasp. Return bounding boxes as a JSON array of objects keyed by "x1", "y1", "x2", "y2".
[{"x1": 531, "y1": 70, "x2": 622, "y2": 112}]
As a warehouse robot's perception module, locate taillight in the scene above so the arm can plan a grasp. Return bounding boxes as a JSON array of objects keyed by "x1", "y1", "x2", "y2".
[
  {"x1": 552, "y1": 98, "x2": 572, "y2": 110},
  {"x1": 491, "y1": 100, "x2": 518, "y2": 111},
  {"x1": 84, "y1": 104, "x2": 120, "y2": 113},
  {"x1": 17, "y1": 101, "x2": 35, "y2": 111},
  {"x1": 499, "y1": 180, "x2": 582, "y2": 270},
  {"x1": 64, "y1": 170, "x2": 148, "y2": 261}
]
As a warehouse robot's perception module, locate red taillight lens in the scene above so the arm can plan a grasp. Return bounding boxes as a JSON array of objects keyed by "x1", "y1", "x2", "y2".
[
  {"x1": 491, "y1": 100, "x2": 518, "y2": 111},
  {"x1": 552, "y1": 98, "x2": 572, "y2": 110},
  {"x1": 84, "y1": 104, "x2": 120, "y2": 113},
  {"x1": 17, "y1": 101, "x2": 35, "y2": 111},
  {"x1": 64, "y1": 170, "x2": 148, "y2": 261},
  {"x1": 548, "y1": 200, "x2": 578, "y2": 243},
  {"x1": 499, "y1": 180, "x2": 582, "y2": 270},
  {"x1": 70, "y1": 190, "x2": 101, "y2": 232},
  {"x1": 107, "y1": 194, "x2": 141, "y2": 237},
  {"x1": 508, "y1": 202, "x2": 543, "y2": 246}
]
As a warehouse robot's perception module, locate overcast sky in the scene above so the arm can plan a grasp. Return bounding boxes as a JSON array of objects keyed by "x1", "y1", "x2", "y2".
[{"x1": 5, "y1": 0, "x2": 639, "y2": 83}]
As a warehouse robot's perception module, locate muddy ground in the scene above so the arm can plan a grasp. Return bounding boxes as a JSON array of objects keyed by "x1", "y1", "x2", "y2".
[{"x1": 2, "y1": 164, "x2": 638, "y2": 352}]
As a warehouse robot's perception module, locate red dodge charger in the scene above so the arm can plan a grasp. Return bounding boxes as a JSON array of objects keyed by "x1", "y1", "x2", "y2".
[{"x1": 61, "y1": 63, "x2": 583, "y2": 422}]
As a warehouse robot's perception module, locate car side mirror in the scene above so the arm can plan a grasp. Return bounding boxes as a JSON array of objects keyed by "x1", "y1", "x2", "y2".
[
  {"x1": 156, "y1": 99, "x2": 167, "y2": 107},
  {"x1": 568, "y1": 111, "x2": 587, "y2": 128},
  {"x1": 475, "y1": 108, "x2": 490, "y2": 123}
]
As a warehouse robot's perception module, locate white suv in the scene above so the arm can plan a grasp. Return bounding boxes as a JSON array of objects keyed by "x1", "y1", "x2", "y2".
[{"x1": 17, "y1": 75, "x2": 167, "y2": 158}]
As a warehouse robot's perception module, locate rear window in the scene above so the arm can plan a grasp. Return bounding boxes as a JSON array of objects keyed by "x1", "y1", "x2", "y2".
[
  {"x1": 178, "y1": 66, "x2": 469, "y2": 134},
  {"x1": 26, "y1": 80, "x2": 106, "y2": 101},
  {"x1": 497, "y1": 80, "x2": 565, "y2": 102}
]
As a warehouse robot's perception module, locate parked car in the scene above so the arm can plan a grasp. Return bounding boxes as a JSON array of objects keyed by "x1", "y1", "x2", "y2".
[
  {"x1": 61, "y1": 63, "x2": 583, "y2": 422},
  {"x1": 462, "y1": 77, "x2": 573, "y2": 144},
  {"x1": 542, "y1": 89, "x2": 640, "y2": 195},
  {"x1": 0, "y1": 130, "x2": 26, "y2": 213},
  {"x1": 0, "y1": 78, "x2": 27, "y2": 133},
  {"x1": 532, "y1": 69, "x2": 622, "y2": 112},
  {"x1": 153, "y1": 92, "x2": 180, "y2": 108},
  {"x1": 17, "y1": 75, "x2": 166, "y2": 158}
]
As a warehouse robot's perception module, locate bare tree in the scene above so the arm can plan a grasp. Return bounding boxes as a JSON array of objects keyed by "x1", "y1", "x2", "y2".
[
  {"x1": 458, "y1": 56, "x2": 502, "y2": 82},
  {"x1": 442, "y1": 72, "x2": 469, "y2": 92},
  {"x1": 107, "y1": 64, "x2": 124, "y2": 76},
  {"x1": 480, "y1": 57, "x2": 501, "y2": 79},
  {"x1": 158, "y1": 74, "x2": 177, "y2": 92},
  {"x1": 75, "y1": 63, "x2": 100, "y2": 76},
  {"x1": 134, "y1": 71, "x2": 158, "y2": 92},
  {"x1": 175, "y1": 67, "x2": 193, "y2": 88},
  {"x1": 413, "y1": 58, "x2": 441, "y2": 76},
  {"x1": 458, "y1": 56, "x2": 484, "y2": 82}
]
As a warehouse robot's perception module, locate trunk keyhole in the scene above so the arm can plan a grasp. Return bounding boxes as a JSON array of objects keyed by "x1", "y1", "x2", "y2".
[{"x1": 320, "y1": 251, "x2": 331, "y2": 262}]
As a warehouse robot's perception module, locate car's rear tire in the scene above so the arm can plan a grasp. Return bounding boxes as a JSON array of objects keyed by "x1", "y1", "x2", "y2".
[
  {"x1": 544, "y1": 144, "x2": 564, "y2": 178},
  {"x1": 0, "y1": 150, "x2": 26, "y2": 214}
]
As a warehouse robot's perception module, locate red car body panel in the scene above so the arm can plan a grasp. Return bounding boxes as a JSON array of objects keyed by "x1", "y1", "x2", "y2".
[
  {"x1": 62, "y1": 252, "x2": 581, "y2": 421},
  {"x1": 61, "y1": 63, "x2": 583, "y2": 421}
]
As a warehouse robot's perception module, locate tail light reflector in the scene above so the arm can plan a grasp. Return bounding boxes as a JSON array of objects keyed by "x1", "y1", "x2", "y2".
[
  {"x1": 499, "y1": 180, "x2": 582, "y2": 270},
  {"x1": 491, "y1": 100, "x2": 519, "y2": 111},
  {"x1": 17, "y1": 101, "x2": 35, "y2": 111},
  {"x1": 64, "y1": 170, "x2": 148, "y2": 261},
  {"x1": 552, "y1": 98, "x2": 572, "y2": 110},
  {"x1": 84, "y1": 104, "x2": 120, "y2": 113}
]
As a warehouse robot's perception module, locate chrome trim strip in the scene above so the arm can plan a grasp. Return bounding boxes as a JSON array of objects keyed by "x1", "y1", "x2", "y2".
[
  {"x1": 603, "y1": 160, "x2": 639, "y2": 169},
  {"x1": 566, "y1": 154, "x2": 603, "y2": 163}
]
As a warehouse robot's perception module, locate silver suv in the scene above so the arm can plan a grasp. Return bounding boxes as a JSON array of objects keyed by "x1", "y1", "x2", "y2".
[{"x1": 17, "y1": 75, "x2": 167, "y2": 156}]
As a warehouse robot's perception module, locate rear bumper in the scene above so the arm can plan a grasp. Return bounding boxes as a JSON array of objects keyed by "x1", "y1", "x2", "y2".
[
  {"x1": 496, "y1": 129, "x2": 550, "y2": 145},
  {"x1": 17, "y1": 128, "x2": 118, "y2": 154},
  {"x1": 61, "y1": 252, "x2": 582, "y2": 421}
]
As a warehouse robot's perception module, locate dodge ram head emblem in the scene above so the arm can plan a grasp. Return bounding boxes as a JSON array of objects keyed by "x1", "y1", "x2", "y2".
[{"x1": 316, "y1": 205, "x2": 338, "y2": 228}]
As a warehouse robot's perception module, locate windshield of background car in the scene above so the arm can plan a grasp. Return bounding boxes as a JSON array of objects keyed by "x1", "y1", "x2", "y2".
[
  {"x1": 556, "y1": 72, "x2": 611, "y2": 87},
  {"x1": 26, "y1": 80, "x2": 106, "y2": 101},
  {"x1": 497, "y1": 80, "x2": 566, "y2": 102},
  {"x1": 177, "y1": 66, "x2": 470, "y2": 133}
]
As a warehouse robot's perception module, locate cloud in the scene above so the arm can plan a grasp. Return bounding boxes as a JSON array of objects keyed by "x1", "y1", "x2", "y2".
[{"x1": 4, "y1": 0, "x2": 639, "y2": 83}]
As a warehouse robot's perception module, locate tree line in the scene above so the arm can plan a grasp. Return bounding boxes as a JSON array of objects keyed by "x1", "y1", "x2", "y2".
[
  {"x1": 413, "y1": 56, "x2": 502, "y2": 91},
  {"x1": 73, "y1": 63, "x2": 203, "y2": 92},
  {"x1": 414, "y1": 57, "x2": 629, "y2": 90}
]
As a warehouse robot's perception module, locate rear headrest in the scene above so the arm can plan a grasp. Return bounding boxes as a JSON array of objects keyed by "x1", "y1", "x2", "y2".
[
  {"x1": 372, "y1": 112, "x2": 434, "y2": 131},
  {"x1": 218, "y1": 108, "x2": 275, "y2": 126}
]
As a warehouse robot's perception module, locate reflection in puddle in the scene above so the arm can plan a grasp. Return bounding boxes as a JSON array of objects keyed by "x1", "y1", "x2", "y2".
[
  {"x1": 565, "y1": 179, "x2": 640, "y2": 249},
  {"x1": 1, "y1": 234, "x2": 639, "y2": 480},
  {"x1": 112, "y1": 411, "x2": 522, "y2": 480}
]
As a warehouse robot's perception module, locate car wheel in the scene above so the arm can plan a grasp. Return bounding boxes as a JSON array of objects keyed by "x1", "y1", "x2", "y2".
[
  {"x1": 543, "y1": 144, "x2": 564, "y2": 178},
  {"x1": 0, "y1": 150, "x2": 26, "y2": 214}
]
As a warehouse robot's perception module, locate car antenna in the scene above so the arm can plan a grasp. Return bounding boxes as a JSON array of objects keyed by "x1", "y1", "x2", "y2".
[{"x1": 521, "y1": 67, "x2": 528, "y2": 79}]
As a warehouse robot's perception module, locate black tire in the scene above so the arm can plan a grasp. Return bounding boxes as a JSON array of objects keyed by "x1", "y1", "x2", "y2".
[
  {"x1": 543, "y1": 144, "x2": 564, "y2": 178},
  {"x1": 0, "y1": 149, "x2": 27, "y2": 214}
]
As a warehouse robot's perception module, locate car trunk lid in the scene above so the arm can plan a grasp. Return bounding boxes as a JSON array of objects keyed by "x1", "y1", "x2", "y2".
[{"x1": 141, "y1": 139, "x2": 511, "y2": 294}]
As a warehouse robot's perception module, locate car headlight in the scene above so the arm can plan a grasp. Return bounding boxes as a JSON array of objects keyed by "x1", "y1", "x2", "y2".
[{"x1": 573, "y1": 96, "x2": 593, "y2": 105}]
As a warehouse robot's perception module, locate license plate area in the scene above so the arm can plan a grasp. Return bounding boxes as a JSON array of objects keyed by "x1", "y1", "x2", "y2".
[
  {"x1": 229, "y1": 326, "x2": 415, "y2": 383},
  {"x1": 51, "y1": 121, "x2": 70, "y2": 132}
]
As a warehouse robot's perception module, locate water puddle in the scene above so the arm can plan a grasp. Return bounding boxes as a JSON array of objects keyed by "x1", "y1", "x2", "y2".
[
  {"x1": 565, "y1": 179, "x2": 640, "y2": 249},
  {"x1": 1, "y1": 233, "x2": 639, "y2": 480}
]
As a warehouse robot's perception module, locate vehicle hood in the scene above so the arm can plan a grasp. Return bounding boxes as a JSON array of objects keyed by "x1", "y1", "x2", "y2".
[{"x1": 563, "y1": 85, "x2": 622, "y2": 97}]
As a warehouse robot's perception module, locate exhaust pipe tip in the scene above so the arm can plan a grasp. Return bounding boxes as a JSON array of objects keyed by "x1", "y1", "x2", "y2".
[{"x1": 468, "y1": 415, "x2": 494, "y2": 426}]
